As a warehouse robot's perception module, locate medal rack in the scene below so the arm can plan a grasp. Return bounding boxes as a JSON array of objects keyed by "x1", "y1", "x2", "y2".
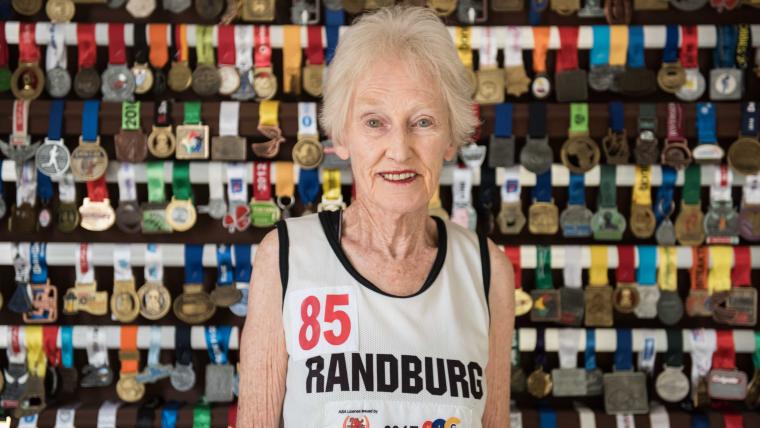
[{"x1": 1, "y1": 0, "x2": 760, "y2": 426}]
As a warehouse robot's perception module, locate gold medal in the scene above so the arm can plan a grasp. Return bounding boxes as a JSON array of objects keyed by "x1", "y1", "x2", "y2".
[
  {"x1": 165, "y1": 198, "x2": 198, "y2": 232},
  {"x1": 111, "y1": 280, "x2": 141, "y2": 323},
  {"x1": 293, "y1": 137, "x2": 324, "y2": 169},
  {"x1": 70, "y1": 137, "x2": 108, "y2": 181},
  {"x1": 46, "y1": 0, "x2": 75, "y2": 22},
  {"x1": 137, "y1": 282, "x2": 172, "y2": 320}
]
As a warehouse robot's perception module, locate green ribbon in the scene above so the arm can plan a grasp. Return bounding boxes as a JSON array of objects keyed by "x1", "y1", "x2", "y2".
[
  {"x1": 682, "y1": 165, "x2": 701, "y2": 205},
  {"x1": 121, "y1": 101, "x2": 140, "y2": 130},
  {"x1": 172, "y1": 161, "x2": 193, "y2": 201},
  {"x1": 535, "y1": 246, "x2": 553, "y2": 289},
  {"x1": 196, "y1": 25, "x2": 214, "y2": 66},
  {"x1": 184, "y1": 101, "x2": 201, "y2": 125},
  {"x1": 193, "y1": 402, "x2": 211, "y2": 428},
  {"x1": 569, "y1": 103, "x2": 589, "y2": 134},
  {"x1": 598, "y1": 165, "x2": 617, "y2": 208},
  {"x1": 753, "y1": 331, "x2": 760, "y2": 370},
  {"x1": 147, "y1": 161, "x2": 166, "y2": 203}
]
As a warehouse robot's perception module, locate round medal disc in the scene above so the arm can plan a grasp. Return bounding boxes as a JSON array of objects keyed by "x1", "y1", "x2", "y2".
[
  {"x1": 12, "y1": 0, "x2": 42, "y2": 15},
  {"x1": 46, "y1": 0, "x2": 75, "y2": 22},
  {"x1": 101, "y1": 65, "x2": 136, "y2": 102},
  {"x1": 191, "y1": 64, "x2": 221, "y2": 97},
  {"x1": 168, "y1": 62, "x2": 193, "y2": 92},
  {"x1": 531, "y1": 75, "x2": 551, "y2": 99},
  {"x1": 147, "y1": 128, "x2": 177, "y2": 158},
  {"x1": 292, "y1": 138, "x2": 324, "y2": 169},
  {"x1": 70, "y1": 144, "x2": 108, "y2": 181},
  {"x1": 253, "y1": 71, "x2": 277, "y2": 100},
  {"x1": 669, "y1": 0, "x2": 708, "y2": 11},
  {"x1": 229, "y1": 288, "x2": 249, "y2": 317},
  {"x1": 727, "y1": 137, "x2": 760, "y2": 176},
  {"x1": 11, "y1": 64, "x2": 45, "y2": 101},
  {"x1": 170, "y1": 364, "x2": 196, "y2": 392},
  {"x1": 115, "y1": 201, "x2": 143, "y2": 234},
  {"x1": 46, "y1": 67, "x2": 72, "y2": 98},
  {"x1": 173, "y1": 291, "x2": 216, "y2": 324},
  {"x1": 675, "y1": 68, "x2": 706, "y2": 101},
  {"x1": 137, "y1": 282, "x2": 172, "y2": 320},
  {"x1": 74, "y1": 67, "x2": 101, "y2": 99},
  {"x1": 35, "y1": 141, "x2": 71, "y2": 178},
  {"x1": 218, "y1": 66, "x2": 241, "y2": 95},
  {"x1": 110, "y1": 289, "x2": 141, "y2": 322},
  {"x1": 116, "y1": 375, "x2": 145, "y2": 402},
  {"x1": 132, "y1": 63, "x2": 154, "y2": 94},
  {"x1": 166, "y1": 199, "x2": 197, "y2": 232},
  {"x1": 655, "y1": 367, "x2": 690, "y2": 402},
  {"x1": 712, "y1": 70, "x2": 739, "y2": 97}
]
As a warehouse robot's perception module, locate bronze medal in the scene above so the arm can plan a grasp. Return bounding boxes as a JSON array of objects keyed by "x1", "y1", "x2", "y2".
[
  {"x1": 74, "y1": 67, "x2": 101, "y2": 99},
  {"x1": 56, "y1": 202, "x2": 80, "y2": 233},
  {"x1": 173, "y1": 284, "x2": 216, "y2": 324},
  {"x1": 527, "y1": 368, "x2": 553, "y2": 398},
  {"x1": 168, "y1": 62, "x2": 193, "y2": 92},
  {"x1": 11, "y1": 63, "x2": 45, "y2": 101},
  {"x1": 115, "y1": 130, "x2": 148, "y2": 163},
  {"x1": 661, "y1": 138, "x2": 693, "y2": 169},
  {"x1": 612, "y1": 283, "x2": 640, "y2": 313},
  {"x1": 657, "y1": 63, "x2": 686, "y2": 93},
  {"x1": 602, "y1": 130, "x2": 630, "y2": 164},
  {"x1": 497, "y1": 201, "x2": 526, "y2": 234},
  {"x1": 292, "y1": 138, "x2": 324, "y2": 169},
  {"x1": 584, "y1": 285, "x2": 614, "y2": 327},
  {"x1": 192, "y1": 64, "x2": 221, "y2": 96},
  {"x1": 9, "y1": 203, "x2": 37, "y2": 233},
  {"x1": 242, "y1": 0, "x2": 275, "y2": 20},
  {"x1": 675, "y1": 202, "x2": 705, "y2": 246},
  {"x1": 561, "y1": 136, "x2": 601, "y2": 173},
  {"x1": 211, "y1": 136, "x2": 247, "y2": 161},
  {"x1": 727, "y1": 137, "x2": 760, "y2": 176},
  {"x1": 528, "y1": 202, "x2": 559, "y2": 235},
  {"x1": 630, "y1": 204, "x2": 656, "y2": 238}
]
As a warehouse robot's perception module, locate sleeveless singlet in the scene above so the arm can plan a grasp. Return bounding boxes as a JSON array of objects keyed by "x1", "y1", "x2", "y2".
[{"x1": 277, "y1": 211, "x2": 491, "y2": 428}]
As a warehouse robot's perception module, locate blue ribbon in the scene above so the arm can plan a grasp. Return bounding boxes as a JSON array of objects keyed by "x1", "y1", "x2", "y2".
[
  {"x1": 627, "y1": 26, "x2": 645, "y2": 69},
  {"x1": 741, "y1": 102, "x2": 758, "y2": 136},
  {"x1": 184, "y1": 244, "x2": 204, "y2": 284},
  {"x1": 48, "y1": 100, "x2": 65, "y2": 141},
  {"x1": 585, "y1": 329, "x2": 597, "y2": 371},
  {"x1": 714, "y1": 25, "x2": 737, "y2": 68},
  {"x1": 494, "y1": 103, "x2": 513, "y2": 138},
  {"x1": 30, "y1": 242, "x2": 47, "y2": 284},
  {"x1": 205, "y1": 325, "x2": 232, "y2": 365},
  {"x1": 37, "y1": 171, "x2": 53, "y2": 203},
  {"x1": 609, "y1": 101, "x2": 625, "y2": 133},
  {"x1": 297, "y1": 168, "x2": 320, "y2": 205},
  {"x1": 696, "y1": 103, "x2": 717, "y2": 144},
  {"x1": 663, "y1": 26, "x2": 679, "y2": 63},
  {"x1": 216, "y1": 244, "x2": 234, "y2": 286},
  {"x1": 61, "y1": 326, "x2": 74, "y2": 368},
  {"x1": 568, "y1": 173, "x2": 586, "y2": 205},
  {"x1": 324, "y1": 9, "x2": 344, "y2": 65},
  {"x1": 614, "y1": 328, "x2": 633, "y2": 371},
  {"x1": 532, "y1": 171, "x2": 552, "y2": 203},
  {"x1": 161, "y1": 401, "x2": 180, "y2": 428},
  {"x1": 636, "y1": 245, "x2": 658, "y2": 285},
  {"x1": 81, "y1": 100, "x2": 100, "y2": 143},
  {"x1": 654, "y1": 167, "x2": 676, "y2": 225},
  {"x1": 691, "y1": 413, "x2": 710, "y2": 428},
  {"x1": 538, "y1": 408, "x2": 557, "y2": 428},
  {"x1": 528, "y1": 0, "x2": 547, "y2": 25},
  {"x1": 234, "y1": 244, "x2": 252, "y2": 283},
  {"x1": 590, "y1": 26, "x2": 610, "y2": 67}
]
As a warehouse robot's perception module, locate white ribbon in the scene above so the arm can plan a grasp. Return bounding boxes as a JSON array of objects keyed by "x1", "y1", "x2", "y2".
[
  {"x1": 208, "y1": 161, "x2": 226, "y2": 202},
  {"x1": 85, "y1": 327, "x2": 109, "y2": 368},
  {"x1": 504, "y1": 26, "x2": 524, "y2": 67},
  {"x1": 563, "y1": 246, "x2": 583, "y2": 289},
  {"x1": 219, "y1": 101, "x2": 240, "y2": 137},
  {"x1": 17, "y1": 161, "x2": 36, "y2": 206},
  {"x1": 710, "y1": 165, "x2": 733, "y2": 202},
  {"x1": 226, "y1": 163, "x2": 249, "y2": 205},
  {"x1": 690, "y1": 329, "x2": 717, "y2": 386},
  {"x1": 117, "y1": 163, "x2": 138, "y2": 202},
  {"x1": 616, "y1": 414, "x2": 635, "y2": 428},
  {"x1": 144, "y1": 243, "x2": 164, "y2": 283},
  {"x1": 58, "y1": 172, "x2": 77, "y2": 203},
  {"x1": 637, "y1": 330, "x2": 657, "y2": 375},
  {"x1": 54, "y1": 404, "x2": 80, "y2": 428},
  {"x1": 501, "y1": 166, "x2": 521, "y2": 203},
  {"x1": 234, "y1": 24, "x2": 254, "y2": 71},
  {"x1": 96, "y1": 401, "x2": 122, "y2": 428},
  {"x1": 46, "y1": 24, "x2": 68, "y2": 71},
  {"x1": 574, "y1": 404, "x2": 596, "y2": 428},
  {"x1": 558, "y1": 328, "x2": 581, "y2": 368},
  {"x1": 298, "y1": 102, "x2": 319, "y2": 136},
  {"x1": 113, "y1": 246, "x2": 133, "y2": 282},
  {"x1": 649, "y1": 403, "x2": 671, "y2": 428},
  {"x1": 479, "y1": 27, "x2": 498, "y2": 68}
]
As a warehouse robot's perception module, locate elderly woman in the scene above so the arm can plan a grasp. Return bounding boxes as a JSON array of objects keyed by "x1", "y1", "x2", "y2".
[{"x1": 238, "y1": 6, "x2": 514, "y2": 427}]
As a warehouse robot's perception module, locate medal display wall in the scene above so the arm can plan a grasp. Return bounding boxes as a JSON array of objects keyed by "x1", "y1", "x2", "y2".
[{"x1": 1, "y1": 0, "x2": 760, "y2": 426}]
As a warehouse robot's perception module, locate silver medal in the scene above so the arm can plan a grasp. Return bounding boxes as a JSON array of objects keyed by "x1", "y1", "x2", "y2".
[
  {"x1": 578, "y1": 0, "x2": 605, "y2": 16},
  {"x1": 603, "y1": 371, "x2": 649, "y2": 414},
  {"x1": 669, "y1": 0, "x2": 708, "y2": 11},
  {"x1": 0, "y1": 136, "x2": 41, "y2": 163},
  {"x1": 655, "y1": 366, "x2": 690, "y2": 402},
  {"x1": 656, "y1": 290, "x2": 684, "y2": 325},
  {"x1": 231, "y1": 69, "x2": 256, "y2": 101},
  {"x1": 709, "y1": 68, "x2": 742, "y2": 100},
  {"x1": 519, "y1": 137, "x2": 553, "y2": 174},
  {"x1": 633, "y1": 286, "x2": 660, "y2": 319},
  {"x1": 101, "y1": 65, "x2": 136, "y2": 102},
  {"x1": 655, "y1": 218, "x2": 677, "y2": 245},
  {"x1": 551, "y1": 368, "x2": 587, "y2": 396},
  {"x1": 205, "y1": 364, "x2": 234, "y2": 403},
  {"x1": 163, "y1": 0, "x2": 192, "y2": 13},
  {"x1": 46, "y1": 67, "x2": 71, "y2": 98},
  {"x1": 198, "y1": 199, "x2": 228, "y2": 220},
  {"x1": 229, "y1": 288, "x2": 248, "y2": 316},
  {"x1": 35, "y1": 139, "x2": 71, "y2": 178},
  {"x1": 675, "y1": 68, "x2": 706, "y2": 101},
  {"x1": 588, "y1": 65, "x2": 613, "y2": 92},
  {"x1": 170, "y1": 363, "x2": 196, "y2": 392},
  {"x1": 585, "y1": 368, "x2": 604, "y2": 396},
  {"x1": 560, "y1": 205, "x2": 594, "y2": 237}
]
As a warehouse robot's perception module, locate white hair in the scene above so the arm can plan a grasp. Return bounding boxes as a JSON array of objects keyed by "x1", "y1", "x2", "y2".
[{"x1": 319, "y1": 5, "x2": 478, "y2": 148}]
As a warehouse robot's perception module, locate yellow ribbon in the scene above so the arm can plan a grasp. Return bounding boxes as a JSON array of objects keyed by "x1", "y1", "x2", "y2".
[
  {"x1": 274, "y1": 161, "x2": 295, "y2": 199},
  {"x1": 707, "y1": 246, "x2": 733, "y2": 293},
  {"x1": 632, "y1": 166, "x2": 652, "y2": 205},
  {"x1": 25, "y1": 326, "x2": 47, "y2": 378},
  {"x1": 322, "y1": 169, "x2": 342, "y2": 201},
  {"x1": 589, "y1": 246, "x2": 609, "y2": 286},
  {"x1": 258, "y1": 100, "x2": 279, "y2": 127},
  {"x1": 609, "y1": 25, "x2": 629, "y2": 67},
  {"x1": 657, "y1": 246, "x2": 678, "y2": 291}
]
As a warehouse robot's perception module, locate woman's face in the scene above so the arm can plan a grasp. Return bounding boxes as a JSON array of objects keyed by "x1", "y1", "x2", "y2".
[{"x1": 335, "y1": 58, "x2": 456, "y2": 215}]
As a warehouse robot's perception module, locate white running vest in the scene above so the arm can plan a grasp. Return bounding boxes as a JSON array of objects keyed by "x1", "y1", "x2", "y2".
[{"x1": 280, "y1": 212, "x2": 490, "y2": 428}]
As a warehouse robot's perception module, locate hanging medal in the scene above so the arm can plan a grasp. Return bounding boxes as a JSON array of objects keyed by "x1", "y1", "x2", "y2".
[
  {"x1": 293, "y1": 102, "x2": 324, "y2": 169},
  {"x1": 115, "y1": 163, "x2": 142, "y2": 234},
  {"x1": 655, "y1": 329, "x2": 690, "y2": 403},
  {"x1": 250, "y1": 161, "x2": 281, "y2": 227},
  {"x1": 136, "y1": 326, "x2": 173, "y2": 384},
  {"x1": 11, "y1": 23, "x2": 44, "y2": 101},
  {"x1": 584, "y1": 329, "x2": 604, "y2": 395},
  {"x1": 551, "y1": 329, "x2": 586, "y2": 396},
  {"x1": 591, "y1": 165, "x2": 627, "y2": 240},
  {"x1": 617, "y1": 25, "x2": 657, "y2": 96},
  {"x1": 147, "y1": 100, "x2": 177, "y2": 158},
  {"x1": 176, "y1": 101, "x2": 210, "y2": 159},
  {"x1": 201, "y1": 162, "x2": 228, "y2": 220},
  {"x1": 510, "y1": 330, "x2": 526, "y2": 393},
  {"x1": 505, "y1": 247, "x2": 532, "y2": 316},
  {"x1": 497, "y1": 166, "x2": 525, "y2": 235},
  {"x1": 602, "y1": 101, "x2": 630, "y2": 164},
  {"x1": 675, "y1": 26, "x2": 706, "y2": 101},
  {"x1": 253, "y1": 26, "x2": 277, "y2": 100},
  {"x1": 205, "y1": 326, "x2": 234, "y2": 403},
  {"x1": 612, "y1": 245, "x2": 639, "y2": 315},
  {"x1": 110, "y1": 246, "x2": 140, "y2": 323},
  {"x1": 705, "y1": 245, "x2": 733, "y2": 321},
  {"x1": 674, "y1": 165, "x2": 705, "y2": 245},
  {"x1": 45, "y1": 24, "x2": 71, "y2": 98},
  {"x1": 171, "y1": 325, "x2": 196, "y2": 392},
  {"x1": 656, "y1": 246, "x2": 683, "y2": 325},
  {"x1": 489, "y1": 103, "x2": 516, "y2": 169},
  {"x1": 254, "y1": 100, "x2": 285, "y2": 158},
  {"x1": 101, "y1": 23, "x2": 135, "y2": 102},
  {"x1": 166, "y1": 161, "x2": 197, "y2": 232},
  {"x1": 603, "y1": 329, "x2": 649, "y2": 414},
  {"x1": 137, "y1": 244, "x2": 172, "y2": 320},
  {"x1": 302, "y1": 25, "x2": 325, "y2": 97},
  {"x1": 142, "y1": 161, "x2": 172, "y2": 234},
  {"x1": 560, "y1": 174, "x2": 593, "y2": 237},
  {"x1": 1, "y1": 326, "x2": 28, "y2": 409},
  {"x1": 692, "y1": 102, "x2": 723, "y2": 163},
  {"x1": 70, "y1": 100, "x2": 108, "y2": 181},
  {"x1": 275, "y1": 161, "x2": 296, "y2": 219},
  {"x1": 450, "y1": 166, "x2": 477, "y2": 231},
  {"x1": 633, "y1": 103, "x2": 660, "y2": 165},
  {"x1": 73, "y1": 23, "x2": 100, "y2": 98},
  {"x1": 690, "y1": 329, "x2": 716, "y2": 408},
  {"x1": 633, "y1": 245, "x2": 659, "y2": 319},
  {"x1": 528, "y1": 170, "x2": 557, "y2": 235},
  {"x1": 727, "y1": 101, "x2": 760, "y2": 176},
  {"x1": 555, "y1": 27, "x2": 587, "y2": 102},
  {"x1": 17, "y1": 326, "x2": 47, "y2": 418},
  {"x1": 212, "y1": 101, "x2": 246, "y2": 161},
  {"x1": 661, "y1": 102, "x2": 692, "y2": 169},
  {"x1": 57, "y1": 326, "x2": 78, "y2": 396},
  {"x1": 79, "y1": 175, "x2": 115, "y2": 232},
  {"x1": 710, "y1": 25, "x2": 742, "y2": 101},
  {"x1": 520, "y1": 102, "x2": 552, "y2": 174},
  {"x1": 1, "y1": 99, "x2": 41, "y2": 164},
  {"x1": 230, "y1": 244, "x2": 252, "y2": 317},
  {"x1": 223, "y1": 163, "x2": 251, "y2": 232},
  {"x1": 710, "y1": 246, "x2": 757, "y2": 326},
  {"x1": 192, "y1": 25, "x2": 221, "y2": 97},
  {"x1": 657, "y1": 26, "x2": 686, "y2": 94},
  {"x1": 63, "y1": 243, "x2": 108, "y2": 316},
  {"x1": 232, "y1": 25, "x2": 256, "y2": 100},
  {"x1": 132, "y1": 23, "x2": 154, "y2": 95},
  {"x1": 116, "y1": 326, "x2": 145, "y2": 402},
  {"x1": 526, "y1": 328, "x2": 553, "y2": 398},
  {"x1": 707, "y1": 330, "x2": 747, "y2": 401},
  {"x1": 606, "y1": 24, "x2": 629, "y2": 92},
  {"x1": 24, "y1": 243, "x2": 57, "y2": 323},
  {"x1": 167, "y1": 24, "x2": 192, "y2": 93},
  {"x1": 80, "y1": 327, "x2": 113, "y2": 388},
  {"x1": 629, "y1": 166, "x2": 656, "y2": 238},
  {"x1": 531, "y1": 27, "x2": 551, "y2": 99},
  {"x1": 704, "y1": 165, "x2": 739, "y2": 244},
  {"x1": 9, "y1": 162, "x2": 38, "y2": 233},
  {"x1": 686, "y1": 247, "x2": 711, "y2": 317},
  {"x1": 210, "y1": 244, "x2": 243, "y2": 307},
  {"x1": 56, "y1": 173, "x2": 79, "y2": 233},
  {"x1": 559, "y1": 246, "x2": 585, "y2": 325},
  {"x1": 654, "y1": 167, "x2": 677, "y2": 245},
  {"x1": 474, "y1": 27, "x2": 503, "y2": 105},
  {"x1": 35, "y1": 100, "x2": 71, "y2": 178},
  {"x1": 115, "y1": 101, "x2": 148, "y2": 163},
  {"x1": 217, "y1": 25, "x2": 240, "y2": 96},
  {"x1": 530, "y1": 246, "x2": 560, "y2": 322},
  {"x1": 174, "y1": 244, "x2": 216, "y2": 324}
]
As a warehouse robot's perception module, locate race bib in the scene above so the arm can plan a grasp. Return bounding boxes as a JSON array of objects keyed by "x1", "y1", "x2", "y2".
[
  {"x1": 324, "y1": 400, "x2": 472, "y2": 428},
  {"x1": 285, "y1": 286, "x2": 359, "y2": 361}
]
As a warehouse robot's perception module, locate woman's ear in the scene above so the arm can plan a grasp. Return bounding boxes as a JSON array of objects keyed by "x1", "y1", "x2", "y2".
[
  {"x1": 333, "y1": 137, "x2": 350, "y2": 160},
  {"x1": 443, "y1": 141, "x2": 457, "y2": 162}
]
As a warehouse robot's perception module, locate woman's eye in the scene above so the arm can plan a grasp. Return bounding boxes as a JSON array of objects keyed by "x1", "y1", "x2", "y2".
[
  {"x1": 416, "y1": 118, "x2": 432, "y2": 128},
  {"x1": 366, "y1": 118, "x2": 382, "y2": 128}
]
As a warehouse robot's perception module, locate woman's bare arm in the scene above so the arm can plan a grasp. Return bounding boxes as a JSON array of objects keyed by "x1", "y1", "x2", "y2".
[
  {"x1": 237, "y1": 230, "x2": 289, "y2": 427},
  {"x1": 482, "y1": 239, "x2": 515, "y2": 427}
]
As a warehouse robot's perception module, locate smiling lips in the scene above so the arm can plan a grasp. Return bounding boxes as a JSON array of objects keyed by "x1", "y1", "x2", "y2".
[{"x1": 378, "y1": 170, "x2": 419, "y2": 184}]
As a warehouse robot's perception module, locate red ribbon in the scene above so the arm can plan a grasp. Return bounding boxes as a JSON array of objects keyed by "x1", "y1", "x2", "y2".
[
  {"x1": 77, "y1": 23, "x2": 97, "y2": 69},
  {"x1": 254, "y1": 25, "x2": 272, "y2": 69},
  {"x1": 43, "y1": 326, "x2": 61, "y2": 368},
  {"x1": 504, "y1": 247, "x2": 522, "y2": 289},
  {"x1": 731, "y1": 246, "x2": 751, "y2": 287},
  {"x1": 555, "y1": 26, "x2": 580, "y2": 73},
  {"x1": 0, "y1": 22, "x2": 8, "y2": 68},
  {"x1": 18, "y1": 23, "x2": 40, "y2": 63},
  {"x1": 87, "y1": 176, "x2": 110, "y2": 202},
  {"x1": 722, "y1": 413, "x2": 744, "y2": 428},
  {"x1": 691, "y1": 247, "x2": 708, "y2": 290},
  {"x1": 616, "y1": 245, "x2": 636, "y2": 283},
  {"x1": 253, "y1": 161, "x2": 271, "y2": 201},
  {"x1": 228, "y1": 404, "x2": 238, "y2": 427},
  {"x1": 217, "y1": 25, "x2": 236, "y2": 66},
  {"x1": 679, "y1": 26, "x2": 699, "y2": 69},
  {"x1": 712, "y1": 330, "x2": 736, "y2": 370},
  {"x1": 666, "y1": 103, "x2": 683, "y2": 139},
  {"x1": 10, "y1": 326, "x2": 20, "y2": 354},
  {"x1": 108, "y1": 23, "x2": 127, "y2": 65},
  {"x1": 306, "y1": 26, "x2": 325, "y2": 65}
]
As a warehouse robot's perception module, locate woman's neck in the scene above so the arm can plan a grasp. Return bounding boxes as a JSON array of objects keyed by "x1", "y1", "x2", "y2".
[{"x1": 340, "y1": 199, "x2": 437, "y2": 260}]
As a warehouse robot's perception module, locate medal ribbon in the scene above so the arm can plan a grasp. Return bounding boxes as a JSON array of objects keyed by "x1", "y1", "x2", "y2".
[
  {"x1": 147, "y1": 161, "x2": 166, "y2": 203},
  {"x1": 740, "y1": 101, "x2": 757, "y2": 137},
  {"x1": 535, "y1": 246, "x2": 553, "y2": 290},
  {"x1": 690, "y1": 247, "x2": 708, "y2": 291},
  {"x1": 172, "y1": 161, "x2": 193, "y2": 202},
  {"x1": 76, "y1": 243, "x2": 94, "y2": 284},
  {"x1": 61, "y1": 325, "x2": 74, "y2": 368},
  {"x1": 504, "y1": 247, "x2": 522, "y2": 289},
  {"x1": 568, "y1": 174, "x2": 586, "y2": 206},
  {"x1": 529, "y1": 102, "x2": 547, "y2": 137},
  {"x1": 654, "y1": 167, "x2": 676, "y2": 224},
  {"x1": 216, "y1": 245, "x2": 234, "y2": 286},
  {"x1": 589, "y1": 246, "x2": 609, "y2": 286},
  {"x1": 590, "y1": 26, "x2": 610, "y2": 68},
  {"x1": 532, "y1": 171, "x2": 552, "y2": 203},
  {"x1": 205, "y1": 325, "x2": 232, "y2": 365},
  {"x1": 82, "y1": 99, "x2": 100, "y2": 143},
  {"x1": 228, "y1": 405, "x2": 238, "y2": 428},
  {"x1": 8, "y1": 325, "x2": 24, "y2": 364},
  {"x1": 18, "y1": 23, "x2": 39, "y2": 63},
  {"x1": 710, "y1": 165, "x2": 732, "y2": 203},
  {"x1": 76, "y1": 23, "x2": 97, "y2": 69},
  {"x1": 563, "y1": 246, "x2": 582, "y2": 289},
  {"x1": 107, "y1": 23, "x2": 127, "y2": 65},
  {"x1": 145, "y1": 243, "x2": 164, "y2": 283},
  {"x1": 712, "y1": 330, "x2": 736, "y2": 369},
  {"x1": 455, "y1": 27, "x2": 473, "y2": 70},
  {"x1": 196, "y1": 26, "x2": 214, "y2": 66},
  {"x1": 494, "y1": 103, "x2": 513, "y2": 138},
  {"x1": 680, "y1": 26, "x2": 699, "y2": 69},
  {"x1": 30, "y1": 242, "x2": 47, "y2": 284},
  {"x1": 11, "y1": 99, "x2": 29, "y2": 144},
  {"x1": 636, "y1": 245, "x2": 657, "y2": 286},
  {"x1": 47, "y1": 24, "x2": 67, "y2": 71},
  {"x1": 17, "y1": 161, "x2": 36, "y2": 207},
  {"x1": 122, "y1": 101, "x2": 141, "y2": 131},
  {"x1": 663, "y1": 26, "x2": 680, "y2": 63},
  {"x1": 254, "y1": 26, "x2": 272, "y2": 69},
  {"x1": 37, "y1": 171, "x2": 53, "y2": 205},
  {"x1": 155, "y1": 99, "x2": 171, "y2": 126},
  {"x1": 753, "y1": 331, "x2": 760, "y2": 371},
  {"x1": 148, "y1": 24, "x2": 169, "y2": 69},
  {"x1": 691, "y1": 415, "x2": 709, "y2": 428},
  {"x1": 558, "y1": 328, "x2": 580, "y2": 368},
  {"x1": 585, "y1": 329, "x2": 597, "y2": 371},
  {"x1": 696, "y1": 103, "x2": 716, "y2": 144},
  {"x1": 253, "y1": 161, "x2": 272, "y2": 201},
  {"x1": 690, "y1": 329, "x2": 716, "y2": 385},
  {"x1": 608, "y1": 25, "x2": 629, "y2": 68},
  {"x1": 479, "y1": 27, "x2": 497, "y2": 68},
  {"x1": 259, "y1": 99, "x2": 279, "y2": 127},
  {"x1": 184, "y1": 101, "x2": 201, "y2": 125},
  {"x1": 43, "y1": 326, "x2": 61, "y2": 368},
  {"x1": 632, "y1": 166, "x2": 652, "y2": 205},
  {"x1": 208, "y1": 162, "x2": 226, "y2": 205},
  {"x1": 609, "y1": 101, "x2": 624, "y2": 133},
  {"x1": 275, "y1": 162, "x2": 295, "y2": 202},
  {"x1": 722, "y1": 414, "x2": 743, "y2": 428},
  {"x1": 323, "y1": 169, "x2": 343, "y2": 202},
  {"x1": 556, "y1": 27, "x2": 580, "y2": 72},
  {"x1": 683, "y1": 165, "x2": 701, "y2": 205},
  {"x1": 161, "y1": 401, "x2": 180, "y2": 428},
  {"x1": 707, "y1": 246, "x2": 733, "y2": 293},
  {"x1": 539, "y1": 408, "x2": 557, "y2": 428},
  {"x1": 736, "y1": 24, "x2": 749, "y2": 70},
  {"x1": 0, "y1": 22, "x2": 8, "y2": 68},
  {"x1": 324, "y1": 8, "x2": 343, "y2": 65},
  {"x1": 184, "y1": 244, "x2": 204, "y2": 284},
  {"x1": 534, "y1": 327, "x2": 547, "y2": 369},
  {"x1": 219, "y1": 101, "x2": 240, "y2": 136},
  {"x1": 666, "y1": 103, "x2": 683, "y2": 139},
  {"x1": 452, "y1": 167, "x2": 473, "y2": 208},
  {"x1": 614, "y1": 328, "x2": 634, "y2": 371},
  {"x1": 657, "y1": 247, "x2": 678, "y2": 292},
  {"x1": 730, "y1": 246, "x2": 751, "y2": 287},
  {"x1": 47, "y1": 100, "x2": 65, "y2": 141},
  {"x1": 97, "y1": 401, "x2": 122, "y2": 428},
  {"x1": 113, "y1": 245, "x2": 133, "y2": 281},
  {"x1": 714, "y1": 25, "x2": 737, "y2": 69},
  {"x1": 235, "y1": 25, "x2": 254, "y2": 71},
  {"x1": 86, "y1": 176, "x2": 110, "y2": 203},
  {"x1": 86, "y1": 327, "x2": 110, "y2": 368},
  {"x1": 193, "y1": 403, "x2": 211, "y2": 428},
  {"x1": 283, "y1": 25, "x2": 302, "y2": 94},
  {"x1": 569, "y1": 103, "x2": 589, "y2": 135},
  {"x1": 147, "y1": 325, "x2": 161, "y2": 367},
  {"x1": 120, "y1": 326, "x2": 139, "y2": 374},
  {"x1": 172, "y1": 24, "x2": 189, "y2": 64},
  {"x1": 305, "y1": 26, "x2": 324, "y2": 66},
  {"x1": 665, "y1": 329, "x2": 684, "y2": 367},
  {"x1": 26, "y1": 326, "x2": 46, "y2": 377},
  {"x1": 133, "y1": 23, "x2": 147, "y2": 64},
  {"x1": 217, "y1": 25, "x2": 236, "y2": 67},
  {"x1": 616, "y1": 245, "x2": 635, "y2": 283},
  {"x1": 234, "y1": 244, "x2": 252, "y2": 284},
  {"x1": 598, "y1": 165, "x2": 618, "y2": 208},
  {"x1": 627, "y1": 26, "x2": 645, "y2": 69},
  {"x1": 176, "y1": 325, "x2": 193, "y2": 366},
  {"x1": 532, "y1": 27, "x2": 550, "y2": 75}
]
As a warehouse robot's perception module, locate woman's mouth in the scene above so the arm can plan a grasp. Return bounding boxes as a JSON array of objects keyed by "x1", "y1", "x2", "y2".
[{"x1": 377, "y1": 170, "x2": 419, "y2": 184}]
